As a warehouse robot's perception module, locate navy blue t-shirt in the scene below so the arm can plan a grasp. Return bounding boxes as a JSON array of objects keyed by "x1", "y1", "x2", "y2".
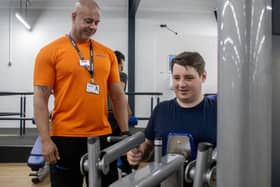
[{"x1": 145, "y1": 96, "x2": 217, "y2": 157}]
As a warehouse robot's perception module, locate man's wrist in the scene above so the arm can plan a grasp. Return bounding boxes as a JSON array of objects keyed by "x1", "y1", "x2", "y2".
[{"x1": 120, "y1": 131, "x2": 131, "y2": 136}]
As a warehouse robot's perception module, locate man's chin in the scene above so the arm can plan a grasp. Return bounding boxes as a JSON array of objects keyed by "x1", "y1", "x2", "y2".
[
  {"x1": 179, "y1": 93, "x2": 190, "y2": 98},
  {"x1": 81, "y1": 33, "x2": 94, "y2": 40}
]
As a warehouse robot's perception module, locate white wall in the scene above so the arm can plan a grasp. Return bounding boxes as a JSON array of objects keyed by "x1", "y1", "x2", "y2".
[{"x1": 0, "y1": 6, "x2": 217, "y2": 128}]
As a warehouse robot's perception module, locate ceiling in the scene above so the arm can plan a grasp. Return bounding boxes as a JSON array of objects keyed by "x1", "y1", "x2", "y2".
[{"x1": 0, "y1": 0, "x2": 217, "y2": 16}]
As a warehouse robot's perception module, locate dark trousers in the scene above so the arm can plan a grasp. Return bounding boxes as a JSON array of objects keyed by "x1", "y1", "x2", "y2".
[
  {"x1": 108, "y1": 111, "x2": 133, "y2": 175},
  {"x1": 50, "y1": 136, "x2": 118, "y2": 187}
]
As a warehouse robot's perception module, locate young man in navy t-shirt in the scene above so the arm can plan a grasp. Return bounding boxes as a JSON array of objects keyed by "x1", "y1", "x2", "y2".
[{"x1": 127, "y1": 51, "x2": 217, "y2": 171}]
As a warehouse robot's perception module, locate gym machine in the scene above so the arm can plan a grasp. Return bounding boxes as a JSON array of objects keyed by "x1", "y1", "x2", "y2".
[
  {"x1": 80, "y1": 131, "x2": 145, "y2": 187},
  {"x1": 110, "y1": 134, "x2": 216, "y2": 187},
  {"x1": 185, "y1": 142, "x2": 216, "y2": 187}
]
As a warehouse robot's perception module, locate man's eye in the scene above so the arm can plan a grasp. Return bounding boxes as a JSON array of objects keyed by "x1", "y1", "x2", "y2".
[
  {"x1": 85, "y1": 19, "x2": 93, "y2": 24},
  {"x1": 185, "y1": 76, "x2": 194, "y2": 80}
]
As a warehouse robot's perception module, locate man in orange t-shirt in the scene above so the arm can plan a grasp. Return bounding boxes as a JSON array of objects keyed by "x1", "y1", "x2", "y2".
[{"x1": 33, "y1": 1, "x2": 128, "y2": 186}]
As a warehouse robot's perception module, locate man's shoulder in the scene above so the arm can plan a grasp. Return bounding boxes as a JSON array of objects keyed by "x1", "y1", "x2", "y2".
[
  {"x1": 205, "y1": 94, "x2": 217, "y2": 105},
  {"x1": 93, "y1": 40, "x2": 114, "y2": 54},
  {"x1": 156, "y1": 99, "x2": 176, "y2": 109},
  {"x1": 40, "y1": 35, "x2": 68, "y2": 51}
]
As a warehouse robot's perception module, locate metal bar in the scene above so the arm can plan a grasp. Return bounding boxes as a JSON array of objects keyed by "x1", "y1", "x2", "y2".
[
  {"x1": 128, "y1": 0, "x2": 141, "y2": 114},
  {"x1": 87, "y1": 137, "x2": 101, "y2": 187},
  {"x1": 154, "y1": 137, "x2": 162, "y2": 163},
  {"x1": 150, "y1": 96, "x2": 154, "y2": 115},
  {"x1": 129, "y1": 0, "x2": 141, "y2": 17},
  {"x1": 193, "y1": 143, "x2": 213, "y2": 187},
  {"x1": 0, "y1": 117, "x2": 33, "y2": 120},
  {"x1": 99, "y1": 131, "x2": 145, "y2": 174},
  {"x1": 135, "y1": 117, "x2": 150, "y2": 120},
  {"x1": 125, "y1": 92, "x2": 163, "y2": 96},
  {"x1": 157, "y1": 96, "x2": 160, "y2": 106},
  {"x1": 135, "y1": 155, "x2": 184, "y2": 187},
  {"x1": 110, "y1": 154, "x2": 185, "y2": 187},
  {"x1": 0, "y1": 92, "x2": 33, "y2": 96},
  {"x1": 20, "y1": 96, "x2": 23, "y2": 136},
  {"x1": 23, "y1": 96, "x2": 26, "y2": 135},
  {"x1": 0, "y1": 112, "x2": 21, "y2": 116}
]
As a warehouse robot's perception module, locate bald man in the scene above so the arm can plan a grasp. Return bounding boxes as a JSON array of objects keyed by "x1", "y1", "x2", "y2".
[{"x1": 33, "y1": 0, "x2": 128, "y2": 186}]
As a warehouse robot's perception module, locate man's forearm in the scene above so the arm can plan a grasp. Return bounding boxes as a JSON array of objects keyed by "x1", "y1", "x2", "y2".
[
  {"x1": 112, "y1": 94, "x2": 129, "y2": 132},
  {"x1": 33, "y1": 85, "x2": 51, "y2": 142},
  {"x1": 34, "y1": 105, "x2": 50, "y2": 142}
]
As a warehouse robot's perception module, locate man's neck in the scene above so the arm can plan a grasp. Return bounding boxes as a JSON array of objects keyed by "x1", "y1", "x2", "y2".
[
  {"x1": 176, "y1": 94, "x2": 204, "y2": 108},
  {"x1": 69, "y1": 31, "x2": 89, "y2": 43}
]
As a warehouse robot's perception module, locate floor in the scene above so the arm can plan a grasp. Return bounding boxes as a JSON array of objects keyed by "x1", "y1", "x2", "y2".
[{"x1": 0, "y1": 163, "x2": 50, "y2": 187}]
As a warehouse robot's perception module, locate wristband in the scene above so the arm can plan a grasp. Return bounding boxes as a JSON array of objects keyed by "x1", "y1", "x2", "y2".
[{"x1": 120, "y1": 131, "x2": 131, "y2": 136}]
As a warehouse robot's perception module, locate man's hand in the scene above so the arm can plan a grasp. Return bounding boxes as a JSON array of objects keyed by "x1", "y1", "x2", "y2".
[
  {"x1": 127, "y1": 147, "x2": 143, "y2": 166},
  {"x1": 41, "y1": 138, "x2": 60, "y2": 164}
]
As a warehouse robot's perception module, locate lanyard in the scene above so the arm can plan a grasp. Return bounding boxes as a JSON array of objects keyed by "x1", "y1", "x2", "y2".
[{"x1": 67, "y1": 34, "x2": 94, "y2": 81}]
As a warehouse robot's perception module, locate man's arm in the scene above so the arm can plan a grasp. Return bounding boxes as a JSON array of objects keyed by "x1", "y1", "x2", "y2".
[
  {"x1": 108, "y1": 82, "x2": 129, "y2": 133},
  {"x1": 33, "y1": 85, "x2": 59, "y2": 163}
]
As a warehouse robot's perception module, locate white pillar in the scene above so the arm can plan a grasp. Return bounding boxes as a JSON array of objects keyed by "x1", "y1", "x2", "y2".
[{"x1": 217, "y1": 0, "x2": 271, "y2": 186}]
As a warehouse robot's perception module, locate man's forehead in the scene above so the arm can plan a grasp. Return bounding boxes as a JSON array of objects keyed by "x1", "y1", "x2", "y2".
[{"x1": 173, "y1": 64, "x2": 199, "y2": 74}]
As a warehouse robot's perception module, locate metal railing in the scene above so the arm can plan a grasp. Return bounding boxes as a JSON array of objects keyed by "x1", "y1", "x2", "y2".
[
  {"x1": 0, "y1": 91, "x2": 163, "y2": 136},
  {"x1": 0, "y1": 92, "x2": 33, "y2": 136},
  {"x1": 125, "y1": 92, "x2": 163, "y2": 120}
]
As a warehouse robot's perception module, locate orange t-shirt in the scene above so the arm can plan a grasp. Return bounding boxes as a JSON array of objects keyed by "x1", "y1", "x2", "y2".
[{"x1": 33, "y1": 35, "x2": 120, "y2": 137}]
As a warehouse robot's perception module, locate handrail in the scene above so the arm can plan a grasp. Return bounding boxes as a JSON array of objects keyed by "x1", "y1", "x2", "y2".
[
  {"x1": 0, "y1": 92, "x2": 33, "y2": 96},
  {"x1": 0, "y1": 91, "x2": 34, "y2": 136},
  {"x1": 125, "y1": 92, "x2": 163, "y2": 120},
  {"x1": 125, "y1": 92, "x2": 163, "y2": 96},
  {"x1": 0, "y1": 91, "x2": 164, "y2": 135},
  {"x1": 0, "y1": 112, "x2": 21, "y2": 116}
]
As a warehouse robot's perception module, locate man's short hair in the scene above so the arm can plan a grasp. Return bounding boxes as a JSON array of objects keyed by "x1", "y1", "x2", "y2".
[
  {"x1": 114, "y1": 50, "x2": 125, "y2": 65},
  {"x1": 171, "y1": 51, "x2": 205, "y2": 76}
]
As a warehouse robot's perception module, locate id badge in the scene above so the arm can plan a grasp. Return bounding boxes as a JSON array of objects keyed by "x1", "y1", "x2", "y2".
[
  {"x1": 86, "y1": 82, "x2": 99, "y2": 94},
  {"x1": 80, "y1": 59, "x2": 90, "y2": 66}
]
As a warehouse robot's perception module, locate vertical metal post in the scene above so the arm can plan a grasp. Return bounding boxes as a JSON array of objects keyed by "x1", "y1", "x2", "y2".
[
  {"x1": 20, "y1": 96, "x2": 23, "y2": 136},
  {"x1": 23, "y1": 95, "x2": 26, "y2": 135},
  {"x1": 150, "y1": 96, "x2": 154, "y2": 115},
  {"x1": 217, "y1": 0, "x2": 271, "y2": 186},
  {"x1": 157, "y1": 96, "x2": 160, "y2": 106},
  {"x1": 87, "y1": 137, "x2": 101, "y2": 187},
  {"x1": 128, "y1": 0, "x2": 141, "y2": 114},
  {"x1": 193, "y1": 143, "x2": 213, "y2": 187},
  {"x1": 154, "y1": 137, "x2": 162, "y2": 163}
]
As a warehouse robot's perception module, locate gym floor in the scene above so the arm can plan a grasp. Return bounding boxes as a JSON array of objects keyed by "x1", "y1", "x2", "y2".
[{"x1": 0, "y1": 163, "x2": 50, "y2": 187}]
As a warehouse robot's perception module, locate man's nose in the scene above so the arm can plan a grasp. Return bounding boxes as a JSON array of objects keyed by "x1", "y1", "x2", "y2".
[
  {"x1": 178, "y1": 79, "x2": 187, "y2": 87},
  {"x1": 89, "y1": 23, "x2": 97, "y2": 30}
]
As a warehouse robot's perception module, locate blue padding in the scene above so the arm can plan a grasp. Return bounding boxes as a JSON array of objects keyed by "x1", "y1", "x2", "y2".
[
  {"x1": 128, "y1": 116, "x2": 138, "y2": 126},
  {"x1": 28, "y1": 155, "x2": 45, "y2": 170},
  {"x1": 30, "y1": 137, "x2": 42, "y2": 155},
  {"x1": 27, "y1": 137, "x2": 45, "y2": 169}
]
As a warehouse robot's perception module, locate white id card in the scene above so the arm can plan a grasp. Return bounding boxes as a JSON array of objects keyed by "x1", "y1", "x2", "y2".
[
  {"x1": 86, "y1": 82, "x2": 100, "y2": 94},
  {"x1": 80, "y1": 59, "x2": 90, "y2": 66}
]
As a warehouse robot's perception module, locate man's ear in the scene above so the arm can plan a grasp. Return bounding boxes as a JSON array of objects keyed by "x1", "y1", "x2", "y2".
[
  {"x1": 201, "y1": 71, "x2": 207, "y2": 82},
  {"x1": 72, "y1": 12, "x2": 76, "y2": 22}
]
